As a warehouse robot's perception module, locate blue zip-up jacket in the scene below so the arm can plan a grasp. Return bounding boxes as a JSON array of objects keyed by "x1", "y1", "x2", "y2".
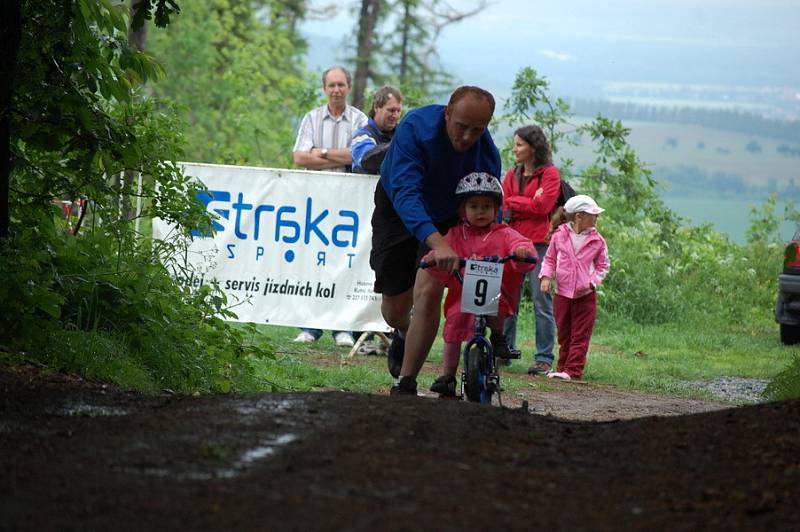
[
  {"x1": 352, "y1": 118, "x2": 393, "y2": 174},
  {"x1": 379, "y1": 104, "x2": 501, "y2": 243}
]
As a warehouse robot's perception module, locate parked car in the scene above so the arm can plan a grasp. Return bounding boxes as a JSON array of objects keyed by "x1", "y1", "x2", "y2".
[{"x1": 776, "y1": 224, "x2": 800, "y2": 344}]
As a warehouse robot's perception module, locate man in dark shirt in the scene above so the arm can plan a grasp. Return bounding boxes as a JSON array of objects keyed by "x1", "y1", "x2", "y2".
[
  {"x1": 371, "y1": 86, "x2": 501, "y2": 395},
  {"x1": 351, "y1": 85, "x2": 403, "y2": 174}
]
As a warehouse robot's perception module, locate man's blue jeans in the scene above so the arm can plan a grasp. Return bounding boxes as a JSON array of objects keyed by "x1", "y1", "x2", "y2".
[{"x1": 503, "y1": 242, "x2": 555, "y2": 364}]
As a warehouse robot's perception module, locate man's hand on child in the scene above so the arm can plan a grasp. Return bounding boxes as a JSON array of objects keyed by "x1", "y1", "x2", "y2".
[
  {"x1": 513, "y1": 247, "x2": 530, "y2": 259},
  {"x1": 425, "y1": 233, "x2": 460, "y2": 273}
]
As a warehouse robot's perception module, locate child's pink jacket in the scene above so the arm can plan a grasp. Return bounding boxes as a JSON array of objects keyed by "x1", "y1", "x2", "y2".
[
  {"x1": 540, "y1": 223, "x2": 610, "y2": 299},
  {"x1": 423, "y1": 222, "x2": 536, "y2": 342}
]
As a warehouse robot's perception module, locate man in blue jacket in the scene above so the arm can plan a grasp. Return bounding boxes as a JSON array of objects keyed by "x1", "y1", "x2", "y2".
[
  {"x1": 351, "y1": 85, "x2": 403, "y2": 174},
  {"x1": 370, "y1": 86, "x2": 501, "y2": 395}
]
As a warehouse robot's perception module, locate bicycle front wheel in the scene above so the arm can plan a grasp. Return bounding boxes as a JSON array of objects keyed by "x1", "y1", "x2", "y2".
[{"x1": 464, "y1": 344, "x2": 484, "y2": 402}]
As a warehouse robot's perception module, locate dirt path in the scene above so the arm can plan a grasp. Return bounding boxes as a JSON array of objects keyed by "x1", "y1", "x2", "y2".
[
  {"x1": 308, "y1": 349, "x2": 734, "y2": 421},
  {"x1": 489, "y1": 382, "x2": 731, "y2": 421},
  {"x1": 2, "y1": 364, "x2": 799, "y2": 531}
]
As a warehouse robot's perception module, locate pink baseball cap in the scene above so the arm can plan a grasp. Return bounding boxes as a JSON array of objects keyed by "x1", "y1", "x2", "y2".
[{"x1": 564, "y1": 194, "x2": 604, "y2": 215}]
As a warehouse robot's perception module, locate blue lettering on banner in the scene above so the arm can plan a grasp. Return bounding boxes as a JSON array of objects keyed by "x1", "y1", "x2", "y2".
[
  {"x1": 194, "y1": 189, "x2": 360, "y2": 265},
  {"x1": 276, "y1": 206, "x2": 300, "y2": 243},
  {"x1": 333, "y1": 211, "x2": 358, "y2": 247},
  {"x1": 304, "y1": 198, "x2": 329, "y2": 245},
  {"x1": 232, "y1": 193, "x2": 253, "y2": 239},
  {"x1": 253, "y1": 204, "x2": 275, "y2": 240},
  {"x1": 193, "y1": 190, "x2": 231, "y2": 236}
]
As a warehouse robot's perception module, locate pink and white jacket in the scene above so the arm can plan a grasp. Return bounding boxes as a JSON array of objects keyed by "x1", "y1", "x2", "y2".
[
  {"x1": 539, "y1": 223, "x2": 610, "y2": 299},
  {"x1": 424, "y1": 222, "x2": 536, "y2": 342}
]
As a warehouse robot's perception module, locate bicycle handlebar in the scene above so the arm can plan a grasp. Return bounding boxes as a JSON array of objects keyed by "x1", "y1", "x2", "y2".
[{"x1": 419, "y1": 254, "x2": 537, "y2": 270}]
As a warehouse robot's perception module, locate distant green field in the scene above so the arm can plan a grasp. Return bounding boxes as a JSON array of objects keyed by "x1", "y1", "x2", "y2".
[
  {"x1": 495, "y1": 116, "x2": 798, "y2": 243},
  {"x1": 551, "y1": 117, "x2": 798, "y2": 243},
  {"x1": 557, "y1": 117, "x2": 799, "y2": 187},
  {"x1": 662, "y1": 196, "x2": 796, "y2": 244}
]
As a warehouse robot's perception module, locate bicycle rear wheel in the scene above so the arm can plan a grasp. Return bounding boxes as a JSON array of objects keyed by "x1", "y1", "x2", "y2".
[{"x1": 464, "y1": 344, "x2": 484, "y2": 402}]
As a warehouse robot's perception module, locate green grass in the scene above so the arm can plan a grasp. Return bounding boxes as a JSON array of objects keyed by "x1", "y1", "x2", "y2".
[
  {"x1": 514, "y1": 297, "x2": 796, "y2": 394},
  {"x1": 249, "y1": 325, "x2": 395, "y2": 393},
  {"x1": 588, "y1": 319, "x2": 793, "y2": 392},
  {"x1": 14, "y1": 293, "x2": 791, "y2": 403},
  {"x1": 1, "y1": 329, "x2": 159, "y2": 393},
  {"x1": 249, "y1": 324, "x2": 519, "y2": 394},
  {"x1": 247, "y1": 298, "x2": 799, "y2": 403}
]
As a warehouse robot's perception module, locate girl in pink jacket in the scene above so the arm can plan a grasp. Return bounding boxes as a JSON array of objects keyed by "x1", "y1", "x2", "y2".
[
  {"x1": 423, "y1": 172, "x2": 536, "y2": 397},
  {"x1": 539, "y1": 195, "x2": 610, "y2": 380}
]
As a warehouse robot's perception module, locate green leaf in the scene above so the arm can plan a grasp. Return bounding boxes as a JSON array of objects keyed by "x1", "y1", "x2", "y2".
[{"x1": 37, "y1": 291, "x2": 65, "y2": 319}]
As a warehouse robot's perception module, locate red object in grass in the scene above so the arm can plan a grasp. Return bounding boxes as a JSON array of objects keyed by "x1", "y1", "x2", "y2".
[{"x1": 785, "y1": 241, "x2": 800, "y2": 271}]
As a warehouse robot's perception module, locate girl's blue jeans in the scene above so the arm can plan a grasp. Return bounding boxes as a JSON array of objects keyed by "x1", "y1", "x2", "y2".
[{"x1": 503, "y1": 243, "x2": 555, "y2": 364}]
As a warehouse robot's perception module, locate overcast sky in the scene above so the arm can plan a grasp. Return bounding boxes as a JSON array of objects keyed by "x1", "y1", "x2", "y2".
[{"x1": 302, "y1": 0, "x2": 800, "y2": 94}]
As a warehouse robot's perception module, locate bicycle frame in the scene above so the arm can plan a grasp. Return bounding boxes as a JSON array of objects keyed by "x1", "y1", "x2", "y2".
[{"x1": 460, "y1": 314, "x2": 498, "y2": 404}]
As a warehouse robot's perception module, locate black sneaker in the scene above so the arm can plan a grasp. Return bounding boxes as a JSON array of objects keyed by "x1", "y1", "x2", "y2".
[
  {"x1": 390, "y1": 376, "x2": 417, "y2": 396},
  {"x1": 491, "y1": 332, "x2": 520, "y2": 359},
  {"x1": 387, "y1": 331, "x2": 405, "y2": 378},
  {"x1": 429, "y1": 374, "x2": 456, "y2": 397}
]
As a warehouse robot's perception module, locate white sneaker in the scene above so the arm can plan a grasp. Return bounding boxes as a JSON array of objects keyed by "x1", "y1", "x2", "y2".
[
  {"x1": 547, "y1": 371, "x2": 571, "y2": 380},
  {"x1": 334, "y1": 332, "x2": 355, "y2": 347},
  {"x1": 293, "y1": 331, "x2": 316, "y2": 343}
]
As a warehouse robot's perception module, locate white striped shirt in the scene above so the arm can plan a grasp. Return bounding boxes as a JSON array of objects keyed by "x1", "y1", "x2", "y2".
[{"x1": 292, "y1": 104, "x2": 368, "y2": 172}]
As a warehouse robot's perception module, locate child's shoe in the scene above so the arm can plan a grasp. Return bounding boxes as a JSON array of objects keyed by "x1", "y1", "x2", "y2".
[
  {"x1": 429, "y1": 374, "x2": 457, "y2": 398},
  {"x1": 547, "y1": 371, "x2": 571, "y2": 380},
  {"x1": 490, "y1": 332, "x2": 520, "y2": 359}
]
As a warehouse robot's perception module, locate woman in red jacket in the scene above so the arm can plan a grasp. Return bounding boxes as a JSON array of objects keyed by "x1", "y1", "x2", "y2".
[{"x1": 501, "y1": 125, "x2": 560, "y2": 375}]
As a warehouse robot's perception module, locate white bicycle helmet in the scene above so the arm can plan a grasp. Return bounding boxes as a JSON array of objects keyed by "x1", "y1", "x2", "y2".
[{"x1": 454, "y1": 172, "x2": 503, "y2": 205}]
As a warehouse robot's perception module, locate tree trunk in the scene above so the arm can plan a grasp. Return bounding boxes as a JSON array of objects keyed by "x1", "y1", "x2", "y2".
[
  {"x1": 116, "y1": 0, "x2": 149, "y2": 221},
  {"x1": 352, "y1": 0, "x2": 381, "y2": 111},
  {"x1": 399, "y1": 0, "x2": 410, "y2": 86},
  {"x1": 0, "y1": 1, "x2": 22, "y2": 239},
  {"x1": 128, "y1": 0, "x2": 149, "y2": 51}
]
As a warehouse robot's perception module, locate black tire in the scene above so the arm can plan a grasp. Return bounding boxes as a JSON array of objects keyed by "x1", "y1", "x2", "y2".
[
  {"x1": 780, "y1": 323, "x2": 800, "y2": 345},
  {"x1": 464, "y1": 345, "x2": 483, "y2": 402}
]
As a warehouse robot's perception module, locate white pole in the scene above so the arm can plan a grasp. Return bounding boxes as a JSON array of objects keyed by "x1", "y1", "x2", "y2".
[{"x1": 135, "y1": 171, "x2": 143, "y2": 235}]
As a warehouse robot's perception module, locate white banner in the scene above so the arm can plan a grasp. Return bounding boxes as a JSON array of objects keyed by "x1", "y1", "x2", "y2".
[{"x1": 153, "y1": 162, "x2": 390, "y2": 332}]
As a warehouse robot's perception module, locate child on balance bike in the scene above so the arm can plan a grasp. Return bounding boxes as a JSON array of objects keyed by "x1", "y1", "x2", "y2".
[{"x1": 421, "y1": 172, "x2": 536, "y2": 398}]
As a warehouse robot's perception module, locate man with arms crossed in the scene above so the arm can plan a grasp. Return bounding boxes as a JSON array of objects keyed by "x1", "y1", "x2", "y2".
[
  {"x1": 292, "y1": 66, "x2": 368, "y2": 346},
  {"x1": 293, "y1": 65, "x2": 368, "y2": 173},
  {"x1": 370, "y1": 86, "x2": 501, "y2": 395}
]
